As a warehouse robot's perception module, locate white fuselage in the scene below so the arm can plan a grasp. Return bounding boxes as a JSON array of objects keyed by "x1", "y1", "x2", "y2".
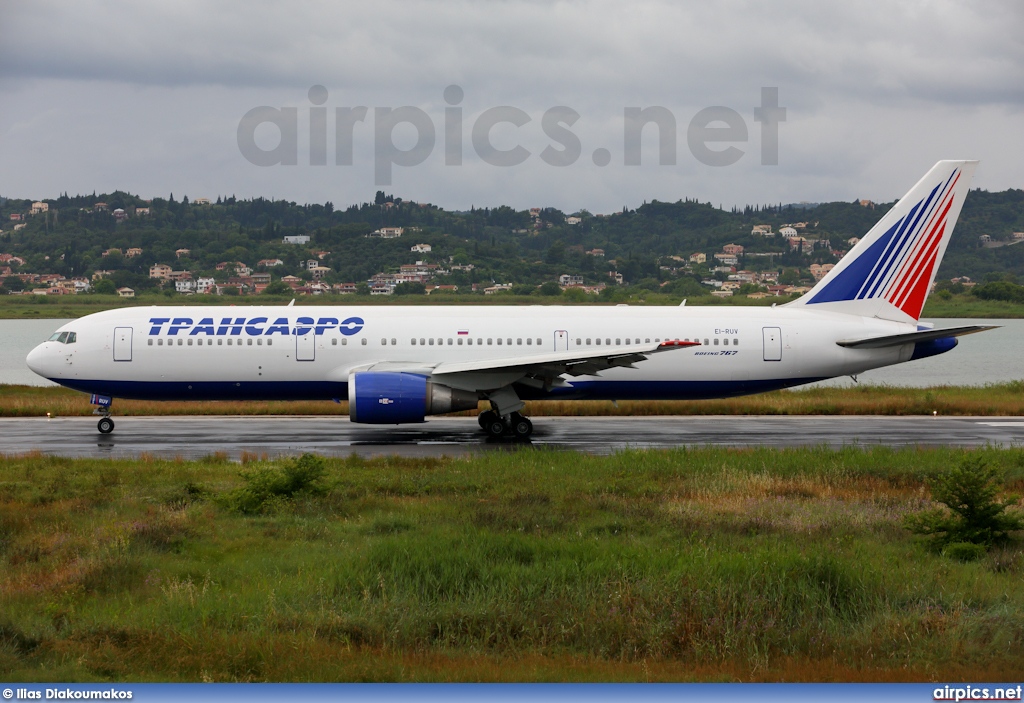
[{"x1": 26, "y1": 304, "x2": 923, "y2": 402}]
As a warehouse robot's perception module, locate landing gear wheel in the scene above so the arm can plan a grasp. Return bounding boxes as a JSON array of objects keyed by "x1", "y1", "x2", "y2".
[
  {"x1": 510, "y1": 413, "x2": 533, "y2": 439},
  {"x1": 97, "y1": 416, "x2": 114, "y2": 434},
  {"x1": 478, "y1": 410, "x2": 498, "y2": 430},
  {"x1": 484, "y1": 417, "x2": 507, "y2": 438}
]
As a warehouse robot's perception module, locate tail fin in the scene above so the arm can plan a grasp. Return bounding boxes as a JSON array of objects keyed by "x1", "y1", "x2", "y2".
[{"x1": 788, "y1": 160, "x2": 978, "y2": 322}]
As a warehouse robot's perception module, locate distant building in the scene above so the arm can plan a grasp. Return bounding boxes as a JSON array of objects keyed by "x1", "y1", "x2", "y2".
[
  {"x1": 193, "y1": 197, "x2": 211, "y2": 205},
  {"x1": 113, "y1": 208, "x2": 128, "y2": 222},
  {"x1": 116, "y1": 287, "x2": 135, "y2": 298},
  {"x1": 135, "y1": 207, "x2": 150, "y2": 216},
  {"x1": 779, "y1": 226, "x2": 798, "y2": 237},
  {"x1": 371, "y1": 227, "x2": 403, "y2": 238},
  {"x1": 722, "y1": 243, "x2": 744, "y2": 255},
  {"x1": 558, "y1": 274, "x2": 584, "y2": 286},
  {"x1": 125, "y1": 247, "x2": 142, "y2": 258},
  {"x1": 566, "y1": 216, "x2": 582, "y2": 225},
  {"x1": 751, "y1": 224, "x2": 773, "y2": 236},
  {"x1": 102, "y1": 248, "x2": 122, "y2": 257},
  {"x1": 586, "y1": 248, "x2": 605, "y2": 257},
  {"x1": 283, "y1": 235, "x2": 311, "y2": 245},
  {"x1": 175, "y1": 248, "x2": 191, "y2": 258},
  {"x1": 9, "y1": 213, "x2": 24, "y2": 221},
  {"x1": 94, "y1": 202, "x2": 108, "y2": 211},
  {"x1": 30, "y1": 202, "x2": 48, "y2": 215},
  {"x1": 689, "y1": 252, "x2": 706, "y2": 264},
  {"x1": 149, "y1": 264, "x2": 172, "y2": 279},
  {"x1": 411, "y1": 243, "x2": 432, "y2": 253},
  {"x1": 713, "y1": 253, "x2": 738, "y2": 265},
  {"x1": 858, "y1": 199, "x2": 875, "y2": 208},
  {"x1": 13, "y1": 224, "x2": 26, "y2": 231}
]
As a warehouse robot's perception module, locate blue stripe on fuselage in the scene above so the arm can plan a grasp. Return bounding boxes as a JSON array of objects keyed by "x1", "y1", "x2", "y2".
[{"x1": 52, "y1": 377, "x2": 830, "y2": 403}]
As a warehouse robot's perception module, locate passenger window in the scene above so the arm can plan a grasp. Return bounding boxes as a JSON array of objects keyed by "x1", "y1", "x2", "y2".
[
  {"x1": 487, "y1": 338, "x2": 492, "y2": 345},
  {"x1": 247, "y1": 339, "x2": 252, "y2": 346},
  {"x1": 734, "y1": 338, "x2": 739, "y2": 346},
  {"x1": 381, "y1": 338, "x2": 387, "y2": 345},
  {"x1": 645, "y1": 338, "x2": 650, "y2": 343},
  {"x1": 178, "y1": 339, "x2": 183, "y2": 346},
  {"x1": 634, "y1": 338, "x2": 639, "y2": 344},
  {"x1": 517, "y1": 338, "x2": 522, "y2": 345},
  {"x1": 576, "y1": 338, "x2": 581, "y2": 345},
  {"x1": 227, "y1": 339, "x2": 232, "y2": 346},
  {"x1": 429, "y1": 338, "x2": 434, "y2": 345},
  {"x1": 704, "y1": 338, "x2": 709, "y2": 346},
  {"x1": 158, "y1": 339, "x2": 164, "y2": 346},
  {"x1": 257, "y1": 339, "x2": 262, "y2": 346},
  {"x1": 217, "y1": 339, "x2": 222, "y2": 346},
  {"x1": 448, "y1": 338, "x2": 453, "y2": 345},
  {"x1": 536, "y1": 338, "x2": 541, "y2": 345},
  {"x1": 714, "y1": 338, "x2": 719, "y2": 346},
  {"x1": 268, "y1": 339, "x2": 272, "y2": 346},
  {"x1": 332, "y1": 338, "x2": 337, "y2": 345},
  {"x1": 497, "y1": 338, "x2": 502, "y2": 345},
  {"x1": 596, "y1": 339, "x2": 601, "y2": 345},
  {"x1": 723, "y1": 338, "x2": 729, "y2": 346},
  {"x1": 527, "y1": 338, "x2": 533, "y2": 345},
  {"x1": 586, "y1": 338, "x2": 591, "y2": 345},
  {"x1": 391, "y1": 338, "x2": 397, "y2": 345},
  {"x1": 458, "y1": 338, "x2": 463, "y2": 345},
  {"x1": 361, "y1": 339, "x2": 367, "y2": 345},
  {"x1": 187, "y1": 339, "x2": 192, "y2": 346},
  {"x1": 606, "y1": 338, "x2": 611, "y2": 345},
  {"x1": 477, "y1": 338, "x2": 482, "y2": 345},
  {"x1": 506, "y1": 338, "x2": 512, "y2": 346},
  {"x1": 342, "y1": 338, "x2": 348, "y2": 345}
]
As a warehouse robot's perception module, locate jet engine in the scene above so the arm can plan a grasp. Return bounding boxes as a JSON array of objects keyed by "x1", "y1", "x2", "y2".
[{"x1": 347, "y1": 371, "x2": 479, "y2": 424}]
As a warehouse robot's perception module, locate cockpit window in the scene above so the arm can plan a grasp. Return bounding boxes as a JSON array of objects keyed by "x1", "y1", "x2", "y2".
[
  {"x1": 66, "y1": 332, "x2": 76, "y2": 344},
  {"x1": 48, "y1": 331, "x2": 75, "y2": 344},
  {"x1": 48, "y1": 332, "x2": 63, "y2": 341}
]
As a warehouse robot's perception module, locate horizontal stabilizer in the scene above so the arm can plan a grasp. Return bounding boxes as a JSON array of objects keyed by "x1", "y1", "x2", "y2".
[{"x1": 836, "y1": 325, "x2": 998, "y2": 349}]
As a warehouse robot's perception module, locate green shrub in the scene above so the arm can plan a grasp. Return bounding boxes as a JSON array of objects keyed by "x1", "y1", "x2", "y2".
[
  {"x1": 228, "y1": 453, "x2": 327, "y2": 514},
  {"x1": 905, "y1": 456, "x2": 1024, "y2": 553},
  {"x1": 942, "y1": 542, "x2": 987, "y2": 562}
]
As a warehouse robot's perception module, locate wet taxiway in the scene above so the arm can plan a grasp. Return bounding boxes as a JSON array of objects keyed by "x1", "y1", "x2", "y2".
[{"x1": 1, "y1": 415, "x2": 1023, "y2": 459}]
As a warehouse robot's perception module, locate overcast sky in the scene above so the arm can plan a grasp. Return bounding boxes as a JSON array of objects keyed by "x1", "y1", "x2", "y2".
[{"x1": 1, "y1": 0, "x2": 1022, "y2": 213}]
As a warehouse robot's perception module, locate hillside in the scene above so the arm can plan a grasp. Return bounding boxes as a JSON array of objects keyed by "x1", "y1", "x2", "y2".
[{"x1": 1, "y1": 187, "x2": 1023, "y2": 300}]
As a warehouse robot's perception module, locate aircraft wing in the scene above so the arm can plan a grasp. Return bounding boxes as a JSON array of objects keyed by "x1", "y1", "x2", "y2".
[
  {"x1": 836, "y1": 325, "x2": 998, "y2": 349},
  {"x1": 349, "y1": 340, "x2": 700, "y2": 392},
  {"x1": 432, "y1": 339, "x2": 698, "y2": 376}
]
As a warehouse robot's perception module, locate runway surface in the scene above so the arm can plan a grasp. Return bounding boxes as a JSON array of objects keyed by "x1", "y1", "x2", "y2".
[{"x1": 2, "y1": 415, "x2": 1024, "y2": 459}]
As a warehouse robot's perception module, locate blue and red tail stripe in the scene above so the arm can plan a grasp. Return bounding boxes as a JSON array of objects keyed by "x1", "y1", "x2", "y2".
[{"x1": 805, "y1": 167, "x2": 961, "y2": 319}]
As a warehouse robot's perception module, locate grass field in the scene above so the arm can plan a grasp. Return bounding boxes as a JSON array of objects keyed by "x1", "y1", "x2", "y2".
[
  {"x1": 3, "y1": 382, "x2": 1023, "y2": 418},
  {"x1": 1, "y1": 447, "x2": 1023, "y2": 682}
]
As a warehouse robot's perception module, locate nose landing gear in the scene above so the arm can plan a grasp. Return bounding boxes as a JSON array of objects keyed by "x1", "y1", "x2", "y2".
[{"x1": 91, "y1": 393, "x2": 115, "y2": 434}]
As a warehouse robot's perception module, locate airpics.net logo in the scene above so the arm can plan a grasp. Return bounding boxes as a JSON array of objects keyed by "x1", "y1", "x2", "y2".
[{"x1": 236, "y1": 85, "x2": 786, "y2": 185}]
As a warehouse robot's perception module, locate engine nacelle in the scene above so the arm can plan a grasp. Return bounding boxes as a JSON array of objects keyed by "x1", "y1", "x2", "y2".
[{"x1": 348, "y1": 371, "x2": 479, "y2": 424}]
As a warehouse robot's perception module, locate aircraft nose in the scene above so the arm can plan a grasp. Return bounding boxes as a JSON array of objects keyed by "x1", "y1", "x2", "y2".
[{"x1": 26, "y1": 343, "x2": 55, "y2": 379}]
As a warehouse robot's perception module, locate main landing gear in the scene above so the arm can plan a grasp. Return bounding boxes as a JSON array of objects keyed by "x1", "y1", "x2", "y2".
[{"x1": 477, "y1": 409, "x2": 533, "y2": 439}]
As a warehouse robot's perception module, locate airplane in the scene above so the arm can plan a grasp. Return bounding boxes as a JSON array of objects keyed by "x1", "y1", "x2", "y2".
[{"x1": 26, "y1": 160, "x2": 996, "y2": 438}]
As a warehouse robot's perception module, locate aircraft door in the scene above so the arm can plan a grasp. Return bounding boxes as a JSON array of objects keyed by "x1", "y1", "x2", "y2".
[
  {"x1": 762, "y1": 327, "x2": 782, "y2": 361},
  {"x1": 554, "y1": 329, "x2": 569, "y2": 350},
  {"x1": 113, "y1": 327, "x2": 133, "y2": 362},
  {"x1": 295, "y1": 329, "x2": 315, "y2": 361}
]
